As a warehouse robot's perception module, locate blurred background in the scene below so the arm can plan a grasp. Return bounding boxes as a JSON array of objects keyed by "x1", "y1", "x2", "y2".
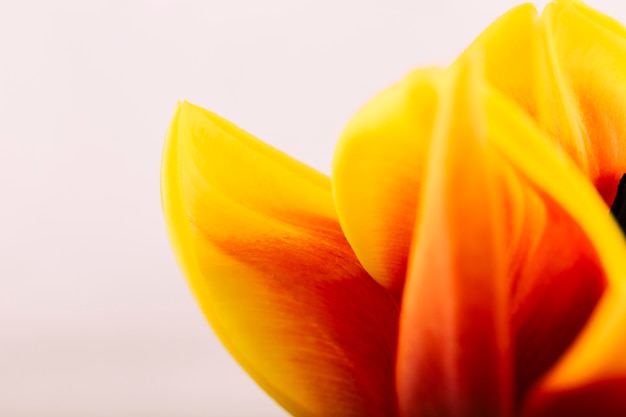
[{"x1": 1, "y1": 0, "x2": 623, "y2": 415}]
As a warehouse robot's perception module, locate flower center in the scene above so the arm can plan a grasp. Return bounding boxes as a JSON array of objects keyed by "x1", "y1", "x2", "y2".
[{"x1": 610, "y1": 174, "x2": 626, "y2": 233}]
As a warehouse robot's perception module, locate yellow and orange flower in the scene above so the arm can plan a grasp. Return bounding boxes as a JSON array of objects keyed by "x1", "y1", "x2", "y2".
[{"x1": 161, "y1": 1, "x2": 626, "y2": 416}]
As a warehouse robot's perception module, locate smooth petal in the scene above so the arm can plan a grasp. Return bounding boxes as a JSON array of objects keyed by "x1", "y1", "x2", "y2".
[
  {"x1": 462, "y1": 3, "x2": 547, "y2": 117},
  {"x1": 396, "y1": 57, "x2": 514, "y2": 417},
  {"x1": 482, "y1": 57, "x2": 626, "y2": 414},
  {"x1": 161, "y1": 102, "x2": 399, "y2": 417},
  {"x1": 332, "y1": 69, "x2": 441, "y2": 299},
  {"x1": 464, "y1": 0, "x2": 626, "y2": 205},
  {"x1": 543, "y1": 0, "x2": 626, "y2": 203},
  {"x1": 396, "y1": 53, "x2": 622, "y2": 416},
  {"x1": 473, "y1": 3, "x2": 588, "y2": 167}
]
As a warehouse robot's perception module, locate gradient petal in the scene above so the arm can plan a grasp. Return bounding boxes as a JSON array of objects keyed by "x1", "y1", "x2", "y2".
[
  {"x1": 456, "y1": 4, "x2": 626, "y2": 408},
  {"x1": 396, "y1": 58, "x2": 514, "y2": 417},
  {"x1": 543, "y1": 0, "x2": 626, "y2": 203},
  {"x1": 522, "y1": 239, "x2": 626, "y2": 414},
  {"x1": 332, "y1": 69, "x2": 441, "y2": 299},
  {"x1": 482, "y1": 54, "x2": 626, "y2": 414},
  {"x1": 463, "y1": 3, "x2": 589, "y2": 175},
  {"x1": 396, "y1": 54, "x2": 624, "y2": 416},
  {"x1": 463, "y1": 0, "x2": 626, "y2": 205},
  {"x1": 161, "y1": 101, "x2": 399, "y2": 417}
]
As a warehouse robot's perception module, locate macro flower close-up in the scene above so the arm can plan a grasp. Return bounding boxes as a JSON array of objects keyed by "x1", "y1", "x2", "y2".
[{"x1": 161, "y1": 1, "x2": 626, "y2": 416}]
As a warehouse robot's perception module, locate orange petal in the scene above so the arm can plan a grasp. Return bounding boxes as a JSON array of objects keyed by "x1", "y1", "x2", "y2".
[
  {"x1": 332, "y1": 69, "x2": 441, "y2": 299},
  {"x1": 396, "y1": 52, "x2": 621, "y2": 416},
  {"x1": 161, "y1": 102, "x2": 399, "y2": 417},
  {"x1": 480, "y1": 62, "x2": 626, "y2": 410},
  {"x1": 396, "y1": 57, "x2": 514, "y2": 417},
  {"x1": 482, "y1": 53, "x2": 626, "y2": 413}
]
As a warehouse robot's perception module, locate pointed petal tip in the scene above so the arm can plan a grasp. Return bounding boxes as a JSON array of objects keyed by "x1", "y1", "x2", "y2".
[{"x1": 161, "y1": 100, "x2": 400, "y2": 417}]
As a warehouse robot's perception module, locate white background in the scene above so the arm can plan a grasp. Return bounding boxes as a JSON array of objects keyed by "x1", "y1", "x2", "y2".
[{"x1": 1, "y1": 0, "x2": 623, "y2": 416}]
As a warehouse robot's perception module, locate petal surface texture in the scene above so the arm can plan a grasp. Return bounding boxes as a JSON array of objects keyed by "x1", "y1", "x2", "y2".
[
  {"x1": 464, "y1": 1, "x2": 626, "y2": 412},
  {"x1": 462, "y1": 3, "x2": 590, "y2": 186},
  {"x1": 463, "y1": 0, "x2": 626, "y2": 205},
  {"x1": 396, "y1": 59, "x2": 514, "y2": 417},
  {"x1": 395, "y1": 52, "x2": 625, "y2": 416},
  {"x1": 161, "y1": 102, "x2": 399, "y2": 417},
  {"x1": 486, "y1": 73, "x2": 626, "y2": 415},
  {"x1": 332, "y1": 69, "x2": 440, "y2": 299},
  {"x1": 544, "y1": 0, "x2": 626, "y2": 204}
]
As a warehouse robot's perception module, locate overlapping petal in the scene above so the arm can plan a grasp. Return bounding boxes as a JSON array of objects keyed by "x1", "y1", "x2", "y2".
[
  {"x1": 332, "y1": 69, "x2": 440, "y2": 299},
  {"x1": 396, "y1": 58, "x2": 514, "y2": 417},
  {"x1": 543, "y1": 0, "x2": 626, "y2": 203},
  {"x1": 477, "y1": 55, "x2": 626, "y2": 414},
  {"x1": 161, "y1": 2, "x2": 626, "y2": 416},
  {"x1": 458, "y1": 2, "x2": 626, "y2": 411},
  {"x1": 482, "y1": 63, "x2": 626, "y2": 415},
  {"x1": 161, "y1": 102, "x2": 399, "y2": 417},
  {"x1": 462, "y1": 3, "x2": 589, "y2": 176},
  {"x1": 462, "y1": 0, "x2": 626, "y2": 205},
  {"x1": 392, "y1": 53, "x2": 626, "y2": 416}
]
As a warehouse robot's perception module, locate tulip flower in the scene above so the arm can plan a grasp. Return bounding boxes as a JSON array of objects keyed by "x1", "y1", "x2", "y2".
[{"x1": 161, "y1": 1, "x2": 626, "y2": 416}]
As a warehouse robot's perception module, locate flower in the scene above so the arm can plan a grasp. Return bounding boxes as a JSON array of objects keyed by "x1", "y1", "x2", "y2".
[{"x1": 161, "y1": 1, "x2": 626, "y2": 416}]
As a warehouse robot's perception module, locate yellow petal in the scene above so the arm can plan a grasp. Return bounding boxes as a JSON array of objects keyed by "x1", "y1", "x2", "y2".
[
  {"x1": 542, "y1": 0, "x2": 626, "y2": 203},
  {"x1": 332, "y1": 68, "x2": 441, "y2": 299},
  {"x1": 463, "y1": 0, "x2": 626, "y2": 205},
  {"x1": 161, "y1": 102, "x2": 399, "y2": 417},
  {"x1": 461, "y1": 2, "x2": 591, "y2": 195}
]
